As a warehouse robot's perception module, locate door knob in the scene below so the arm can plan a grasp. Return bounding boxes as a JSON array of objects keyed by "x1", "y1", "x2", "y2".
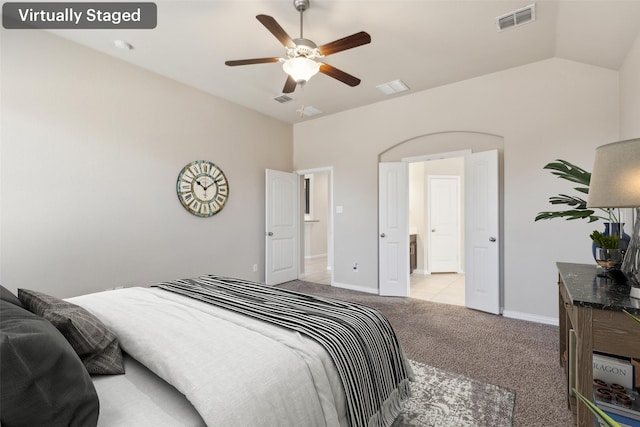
[
  {"x1": 380, "y1": 233, "x2": 386, "y2": 238},
  {"x1": 267, "y1": 232, "x2": 273, "y2": 236},
  {"x1": 489, "y1": 237, "x2": 496, "y2": 242}
]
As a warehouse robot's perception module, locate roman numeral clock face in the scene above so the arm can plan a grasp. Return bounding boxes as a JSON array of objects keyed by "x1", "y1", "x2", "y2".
[{"x1": 176, "y1": 160, "x2": 229, "y2": 217}]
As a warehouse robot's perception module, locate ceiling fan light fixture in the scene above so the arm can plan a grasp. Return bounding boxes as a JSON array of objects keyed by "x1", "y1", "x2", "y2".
[{"x1": 283, "y1": 57, "x2": 320, "y2": 84}]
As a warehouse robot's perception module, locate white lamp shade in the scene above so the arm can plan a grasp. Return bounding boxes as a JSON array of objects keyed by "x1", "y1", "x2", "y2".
[
  {"x1": 283, "y1": 57, "x2": 320, "y2": 83},
  {"x1": 587, "y1": 138, "x2": 640, "y2": 208}
]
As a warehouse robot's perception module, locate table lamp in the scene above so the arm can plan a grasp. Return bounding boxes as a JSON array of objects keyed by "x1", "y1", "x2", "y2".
[{"x1": 587, "y1": 138, "x2": 640, "y2": 298}]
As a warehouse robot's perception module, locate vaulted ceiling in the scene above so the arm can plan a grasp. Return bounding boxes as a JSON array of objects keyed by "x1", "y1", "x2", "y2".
[{"x1": 47, "y1": 1, "x2": 640, "y2": 124}]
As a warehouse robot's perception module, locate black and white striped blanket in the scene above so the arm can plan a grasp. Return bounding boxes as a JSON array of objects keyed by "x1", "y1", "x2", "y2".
[{"x1": 153, "y1": 275, "x2": 412, "y2": 427}]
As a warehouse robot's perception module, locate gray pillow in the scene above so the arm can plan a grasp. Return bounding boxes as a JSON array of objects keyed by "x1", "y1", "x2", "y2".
[
  {"x1": 0, "y1": 300, "x2": 99, "y2": 426},
  {"x1": 18, "y1": 288, "x2": 125, "y2": 375},
  {"x1": 1, "y1": 285, "x2": 23, "y2": 307}
]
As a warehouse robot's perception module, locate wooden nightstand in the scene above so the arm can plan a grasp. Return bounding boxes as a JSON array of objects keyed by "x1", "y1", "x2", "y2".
[{"x1": 557, "y1": 262, "x2": 640, "y2": 426}]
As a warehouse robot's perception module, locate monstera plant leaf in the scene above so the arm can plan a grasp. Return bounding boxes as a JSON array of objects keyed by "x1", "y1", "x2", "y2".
[
  {"x1": 544, "y1": 160, "x2": 591, "y2": 186},
  {"x1": 535, "y1": 209, "x2": 600, "y2": 222},
  {"x1": 536, "y1": 159, "x2": 611, "y2": 223},
  {"x1": 549, "y1": 194, "x2": 589, "y2": 207}
]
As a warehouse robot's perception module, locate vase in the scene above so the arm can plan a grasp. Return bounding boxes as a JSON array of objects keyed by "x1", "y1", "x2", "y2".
[
  {"x1": 591, "y1": 222, "x2": 632, "y2": 261},
  {"x1": 594, "y1": 247, "x2": 623, "y2": 271}
]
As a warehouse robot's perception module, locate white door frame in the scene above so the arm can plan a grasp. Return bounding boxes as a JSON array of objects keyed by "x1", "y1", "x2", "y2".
[{"x1": 296, "y1": 167, "x2": 334, "y2": 285}]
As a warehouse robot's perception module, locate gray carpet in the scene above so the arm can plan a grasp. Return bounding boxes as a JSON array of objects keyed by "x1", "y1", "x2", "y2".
[
  {"x1": 394, "y1": 360, "x2": 515, "y2": 426},
  {"x1": 278, "y1": 280, "x2": 573, "y2": 427}
]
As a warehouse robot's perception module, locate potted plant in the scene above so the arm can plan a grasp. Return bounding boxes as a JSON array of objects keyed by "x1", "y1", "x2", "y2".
[{"x1": 535, "y1": 159, "x2": 628, "y2": 254}]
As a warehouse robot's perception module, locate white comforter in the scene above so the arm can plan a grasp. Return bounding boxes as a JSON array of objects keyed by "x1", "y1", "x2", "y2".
[{"x1": 68, "y1": 287, "x2": 347, "y2": 427}]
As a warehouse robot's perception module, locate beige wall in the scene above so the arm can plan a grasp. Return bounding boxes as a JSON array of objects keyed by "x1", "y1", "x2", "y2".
[
  {"x1": 294, "y1": 58, "x2": 620, "y2": 322},
  {"x1": 620, "y1": 31, "x2": 640, "y2": 138},
  {"x1": 1, "y1": 29, "x2": 293, "y2": 298}
]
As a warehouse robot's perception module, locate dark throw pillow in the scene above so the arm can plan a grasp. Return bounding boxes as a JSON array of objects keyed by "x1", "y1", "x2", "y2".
[
  {"x1": 18, "y1": 288, "x2": 125, "y2": 375},
  {"x1": 1, "y1": 285, "x2": 23, "y2": 308},
  {"x1": 0, "y1": 300, "x2": 100, "y2": 427}
]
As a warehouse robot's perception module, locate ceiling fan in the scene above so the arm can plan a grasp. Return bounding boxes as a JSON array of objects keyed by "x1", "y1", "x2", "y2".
[{"x1": 225, "y1": 0, "x2": 371, "y2": 94}]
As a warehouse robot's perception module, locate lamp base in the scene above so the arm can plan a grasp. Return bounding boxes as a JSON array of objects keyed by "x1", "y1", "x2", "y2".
[{"x1": 622, "y1": 208, "x2": 640, "y2": 296}]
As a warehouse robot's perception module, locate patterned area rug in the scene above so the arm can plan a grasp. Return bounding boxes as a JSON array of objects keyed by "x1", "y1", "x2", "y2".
[{"x1": 393, "y1": 360, "x2": 515, "y2": 427}]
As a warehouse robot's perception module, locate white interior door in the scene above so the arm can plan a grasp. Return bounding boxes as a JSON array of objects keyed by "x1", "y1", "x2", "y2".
[
  {"x1": 379, "y1": 162, "x2": 409, "y2": 297},
  {"x1": 428, "y1": 176, "x2": 461, "y2": 273},
  {"x1": 464, "y1": 150, "x2": 500, "y2": 314},
  {"x1": 265, "y1": 169, "x2": 298, "y2": 285}
]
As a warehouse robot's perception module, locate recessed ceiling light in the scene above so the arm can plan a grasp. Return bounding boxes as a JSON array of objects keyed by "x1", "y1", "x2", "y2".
[
  {"x1": 296, "y1": 105, "x2": 322, "y2": 117},
  {"x1": 114, "y1": 40, "x2": 133, "y2": 51},
  {"x1": 376, "y1": 79, "x2": 409, "y2": 95}
]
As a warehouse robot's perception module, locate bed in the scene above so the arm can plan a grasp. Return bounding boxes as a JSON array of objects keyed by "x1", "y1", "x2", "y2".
[{"x1": 0, "y1": 275, "x2": 413, "y2": 427}]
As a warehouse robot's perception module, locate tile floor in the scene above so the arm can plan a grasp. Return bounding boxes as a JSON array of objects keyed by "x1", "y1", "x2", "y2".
[
  {"x1": 303, "y1": 256, "x2": 331, "y2": 285},
  {"x1": 303, "y1": 256, "x2": 465, "y2": 306},
  {"x1": 410, "y1": 272, "x2": 465, "y2": 306}
]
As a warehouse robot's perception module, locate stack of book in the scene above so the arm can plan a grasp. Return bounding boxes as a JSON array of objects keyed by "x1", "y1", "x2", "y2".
[{"x1": 592, "y1": 352, "x2": 639, "y2": 427}]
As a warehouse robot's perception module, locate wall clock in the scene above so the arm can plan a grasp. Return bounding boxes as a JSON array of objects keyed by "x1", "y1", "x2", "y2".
[{"x1": 176, "y1": 160, "x2": 229, "y2": 217}]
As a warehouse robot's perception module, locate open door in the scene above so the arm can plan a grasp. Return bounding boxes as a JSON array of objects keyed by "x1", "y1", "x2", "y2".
[
  {"x1": 464, "y1": 150, "x2": 500, "y2": 314},
  {"x1": 265, "y1": 169, "x2": 298, "y2": 285},
  {"x1": 379, "y1": 162, "x2": 409, "y2": 297}
]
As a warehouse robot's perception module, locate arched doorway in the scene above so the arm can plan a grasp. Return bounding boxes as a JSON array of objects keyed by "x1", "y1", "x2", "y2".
[{"x1": 378, "y1": 131, "x2": 505, "y2": 314}]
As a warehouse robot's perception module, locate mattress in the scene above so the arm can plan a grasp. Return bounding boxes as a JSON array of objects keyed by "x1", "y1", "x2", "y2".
[{"x1": 92, "y1": 354, "x2": 206, "y2": 427}]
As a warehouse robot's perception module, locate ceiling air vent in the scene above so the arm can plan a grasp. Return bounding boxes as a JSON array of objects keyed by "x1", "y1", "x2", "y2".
[
  {"x1": 496, "y1": 4, "x2": 536, "y2": 32},
  {"x1": 273, "y1": 94, "x2": 293, "y2": 103}
]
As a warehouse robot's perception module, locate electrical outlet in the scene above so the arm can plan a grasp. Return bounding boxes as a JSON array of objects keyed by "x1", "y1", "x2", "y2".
[{"x1": 253, "y1": 264, "x2": 258, "y2": 273}]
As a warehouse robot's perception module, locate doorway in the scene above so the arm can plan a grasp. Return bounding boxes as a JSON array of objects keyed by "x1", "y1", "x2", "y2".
[
  {"x1": 409, "y1": 157, "x2": 465, "y2": 306},
  {"x1": 379, "y1": 142, "x2": 502, "y2": 314},
  {"x1": 299, "y1": 168, "x2": 332, "y2": 285}
]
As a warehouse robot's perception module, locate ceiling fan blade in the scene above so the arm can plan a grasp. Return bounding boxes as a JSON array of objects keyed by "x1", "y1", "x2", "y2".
[
  {"x1": 282, "y1": 76, "x2": 297, "y2": 93},
  {"x1": 225, "y1": 58, "x2": 280, "y2": 66},
  {"x1": 318, "y1": 31, "x2": 371, "y2": 56},
  {"x1": 319, "y1": 63, "x2": 361, "y2": 87},
  {"x1": 256, "y1": 14, "x2": 295, "y2": 48}
]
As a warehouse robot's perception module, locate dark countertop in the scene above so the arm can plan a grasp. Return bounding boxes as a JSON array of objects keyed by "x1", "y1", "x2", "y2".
[{"x1": 557, "y1": 262, "x2": 640, "y2": 314}]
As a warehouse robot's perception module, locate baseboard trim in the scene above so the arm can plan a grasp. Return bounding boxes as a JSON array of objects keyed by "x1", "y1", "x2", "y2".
[
  {"x1": 502, "y1": 310, "x2": 558, "y2": 326},
  {"x1": 332, "y1": 281, "x2": 378, "y2": 295}
]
